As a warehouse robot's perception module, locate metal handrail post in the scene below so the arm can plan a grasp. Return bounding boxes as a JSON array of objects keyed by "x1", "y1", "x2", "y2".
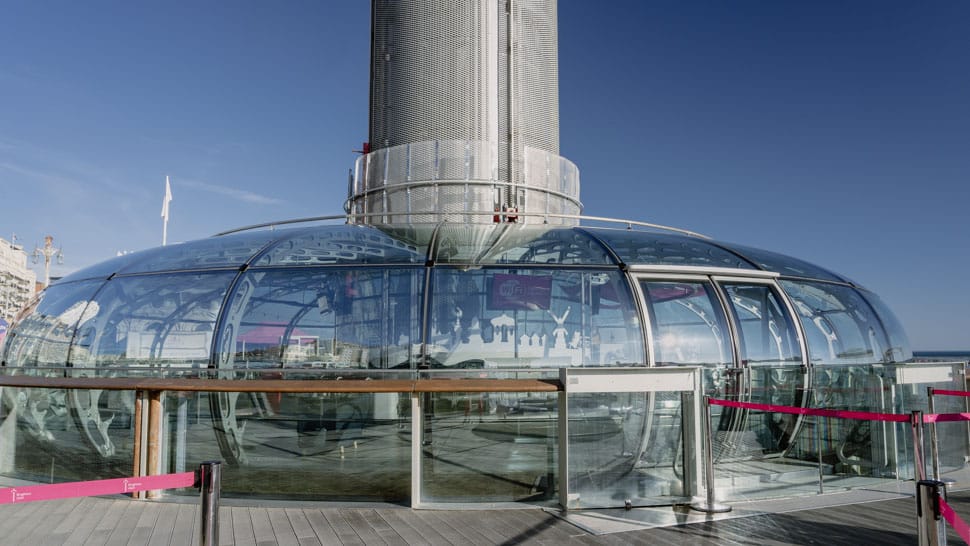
[
  {"x1": 928, "y1": 387, "x2": 941, "y2": 482},
  {"x1": 691, "y1": 396, "x2": 731, "y2": 513},
  {"x1": 199, "y1": 461, "x2": 222, "y2": 546},
  {"x1": 916, "y1": 479, "x2": 947, "y2": 546},
  {"x1": 912, "y1": 410, "x2": 926, "y2": 481}
]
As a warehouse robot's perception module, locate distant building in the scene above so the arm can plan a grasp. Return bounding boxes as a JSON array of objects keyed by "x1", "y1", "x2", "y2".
[{"x1": 0, "y1": 237, "x2": 37, "y2": 324}]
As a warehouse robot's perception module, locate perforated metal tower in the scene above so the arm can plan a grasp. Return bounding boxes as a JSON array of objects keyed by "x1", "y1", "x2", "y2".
[{"x1": 347, "y1": 0, "x2": 582, "y2": 225}]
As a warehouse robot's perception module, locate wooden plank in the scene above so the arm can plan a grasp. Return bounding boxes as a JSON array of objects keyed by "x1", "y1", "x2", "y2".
[
  {"x1": 104, "y1": 499, "x2": 147, "y2": 546},
  {"x1": 127, "y1": 499, "x2": 163, "y2": 546},
  {"x1": 428, "y1": 510, "x2": 503, "y2": 544},
  {"x1": 371, "y1": 509, "x2": 432, "y2": 545},
  {"x1": 229, "y1": 506, "x2": 257, "y2": 546},
  {"x1": 84, "y1": 498, "x2": 130, "y2": 544},
  {"x1": 2, "y1": 494, "x2": 54, "y2": 541},
  {"x1": 169, "y1": 502, "x2": 197, "y2": 545},
  {"x1": 217, "y1": 506, "x2": 234, "y2": 546},
  {"x1": 249, "y1": 507, "x2": 277, "y2": 544},
  {"x1": 410, "y1": 510, "x2": 471, "y2": 544},
  {"x1": 341, "y1": 509, "x2": 391, "y2": 545},
  {"x1": 266, "y1": 507, "x2": 299, "y2": 544},
  {"x1": 0, "y1": 375, "x2": 562, "y2": 394},
  {"x1": 352, "y1": 508, "x2": 407, "y2": 545},
  {"x1": 322, "y1": 509, "x2": 366, "y2": 545},
  {"x1": 61, "y1": 497, "x2": 108, "y2": 546},
  {"x1": 145, "y1": 502, "x2": 180, "y2": 546},
  {"x1": 499, "y1": 508, "x2": 582, "y2": 543},
  {"x1": 303, "y1": 508, "x2": 341, "y2": 544},
  {"x1": 283, "y1": 507, "x2": 317, "y2": 540}
]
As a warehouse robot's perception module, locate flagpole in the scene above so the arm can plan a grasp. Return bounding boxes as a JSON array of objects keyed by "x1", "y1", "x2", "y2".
[{"x1": 161, "y1": 176, "x2": 172, "y2": 246}]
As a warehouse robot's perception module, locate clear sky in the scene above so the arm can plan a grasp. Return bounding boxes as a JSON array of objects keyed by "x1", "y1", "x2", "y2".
[{"x1": 1, "y1": 1, "x2": 967, "y2": 350}]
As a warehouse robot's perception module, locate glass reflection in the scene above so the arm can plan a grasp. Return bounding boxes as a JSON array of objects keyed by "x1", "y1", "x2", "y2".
[
  {"x1": 162, "y1": 390, "x2": 411, "y2": 502},
  {"x1": 216, "y1": 268, "x2": 421, "y2": 370},
  {"x1": 566, "y1": 391, "x2": 688, "y2": 509},
  {"x1": 71, "y1": 272, "x2": 236, "y2": 368},
  {"x1": 422, "y1": 390, "x2": 558, "y2": 503},
  {"x1": 589, "y1": 228, "x2": 757, "y2": 270},
  {"x1": 0, "y1": 386, "x2": 135, "y2": 482},
  {"x1": 0, "y1": 280, "x2": 103, "y2": 367},
  {"x1": 433, "y1": 225, "x2": 614, "y2": 265},
  {"x1": 640, "y1": 280, "x2": 732, "y2": 367},
  {"x1": 428, "y1": 268, "x2": 644, "y2": 368},
  {"x1": 780, "y1": 280, "x2": 892, "y2": 365}
]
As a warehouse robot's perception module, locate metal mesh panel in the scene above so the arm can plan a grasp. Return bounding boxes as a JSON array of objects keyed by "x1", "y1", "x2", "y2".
[
  {"x1": 512, "y1": 0, "x2": 559, "y2": 154},
  {"x1": 349, "y1": 141, "x2": 580, "y2": 225},
  {"x1": 371, "y1": 0, "x2": 491, "y2": 148},
  {"x1": 362, "y1": 0, "x2": 574, "y2": 224}
]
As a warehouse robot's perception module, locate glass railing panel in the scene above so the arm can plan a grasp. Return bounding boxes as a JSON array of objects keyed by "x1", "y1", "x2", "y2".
[
  {"x1": 560, "y1": 368, "x2": 701, "y2": 510},
  {"x1": 888, "y1": 362, "x2": 968, "y2": 480},
  {"x1": 713, "y1": 361, "x2": 969, "y2": 501},
  {"x1": 163, "y1": 390, "x2": 411, "y2": 502},
  {"x1": 567, "y1": 390, "x2": 690, "y2": 508},
  {"x1": 418, "y1": 390, "x2": 558, "y2": 504},
  {"x1": 0, "y1": 385, "x2": 135, "y2": 484}
]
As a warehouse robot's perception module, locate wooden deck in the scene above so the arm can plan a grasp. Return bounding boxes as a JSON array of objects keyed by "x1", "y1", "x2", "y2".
[{"x1": 1, "y1": 487, "x2": 968, "y2": 545}]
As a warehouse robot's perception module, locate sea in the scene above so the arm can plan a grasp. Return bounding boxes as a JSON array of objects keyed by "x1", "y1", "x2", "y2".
[{"x1": 913, "y1": 350, "x2": 970, "y2": 363}]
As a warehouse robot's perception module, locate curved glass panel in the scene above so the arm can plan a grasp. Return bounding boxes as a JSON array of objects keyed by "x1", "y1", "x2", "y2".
[
  {"x1": 69, "y1": 272, "x2": 237, "y2": 368},
  {"x1": 728, "y1": 244, "x2": 845, "y2": 282},
  {"x1": 781, "y1": 280, "x2": 894, "y2": 365},
  {"x1": 215, "y1": 267, "x2": 422, "y2": 370},
  {"x1": 116, "y1": 230, "x2": 284, "y2": 275},
  {"x1": 857, "y1": 289, "x2": 912, "y2": 362},
  {"x1": 639, "y1": 280, "x2": 733, "y2": 367},
  {"x1": 427, "y1": 268, "x2": 643, "y2": 367},
  {"x1": 57, "y1": 249, "x2": 157, "y2": 283},
  {"x1": 373, "y1": 224, "x2": 436, "y2": 254},
  {"x1": 254, "y1": 225, "x2": 425, "y2": 266},
  {"x1": 434, "y1": 225, "x2": 614, "y2": 265},
  {"x1": 590, "y1": 229, "x2": 757, "y2": 270},
  {"x1": 721, "y1": 282, "x2": 804, "y2": 457},
  {"x1": 1, "y1": 280, "x2": 104, "y2": 366},
  {"x1": 723, "y1": 283, "x2": 801, "y2": 365}
]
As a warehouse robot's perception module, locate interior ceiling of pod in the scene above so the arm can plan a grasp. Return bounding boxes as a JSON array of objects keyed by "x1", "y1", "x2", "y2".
[{"x1": 54, "y1": 223, "x2": 857, "y2": 285}]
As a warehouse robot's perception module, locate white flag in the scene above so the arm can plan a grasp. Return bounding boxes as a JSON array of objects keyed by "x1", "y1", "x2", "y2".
[{"x1": 161, "y1": 176, "x2": 173, "y2": 221}]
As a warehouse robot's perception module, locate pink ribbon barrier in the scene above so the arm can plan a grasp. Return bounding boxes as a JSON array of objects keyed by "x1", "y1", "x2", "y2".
[
  {"x1": 708, "y1": 398, "x2": 912, "y2": 423},
  {"x1": 0, "y1": 472, "x2": 196, "y2": 505},
  {"x1": 940, "y1": 496, "x2": 970, "y2": 544},
  {"x1": 924, "y1": 412, "x2": 970, "y2": 424},
  {"x1": 931, "y1": 389, "x2": 970, "y2": 398}
]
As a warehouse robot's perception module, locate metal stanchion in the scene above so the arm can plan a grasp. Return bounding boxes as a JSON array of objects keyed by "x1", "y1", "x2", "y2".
[
  {"x1": 816, "y1": 413, "x2": 824, "y2": 495},
  {"x1": 927, "y1": 387, "x2": 955, "y2": 485},
  {"x1": 916, "y1": 479, "x2": 947, "y2": 546},
  {"x1": 198, "y1": 461, "x2": 222, "y2": 546},
  {"x1": 691, "y1": 396, "x2": 731, "y2": 513},
  {"x1": 912, "y1": 410, "x2": 927, "y2": 481}
]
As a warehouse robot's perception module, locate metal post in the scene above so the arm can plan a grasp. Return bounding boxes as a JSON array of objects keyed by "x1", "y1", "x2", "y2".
[
  {"x1": 916, "y1": 479, "x2": 947, "y2": 546},
  {"x1": 132, "y1": 390, "x2": 144, "y2": 499},
  {"x1": 691, "y1": 396, "x2": 731, "y2": 513},
  {"x1": 199, "y1": 461, "x2": 222, "y2": 546},
  {"x1": 816, "y1": 413, "x2": 824, "y2": 495},
  {"x1": 176, "y1": 394, "x2": 188, "y2": 473},
  {"x1": 928, "y1": 387, "x2": 942, "y2": 482},
  {"x1": 146, "y1": 390, "x2": 163, "y2": 499},
  {"x1": 912, "y1": 410, "x2": 926, "y2": 481},
  {"x1": 410, "y1": 392, "x2": 422, "y2": 508},
  {"x1": 927, "y1": 387, "x2": 954, "y2": 485}
]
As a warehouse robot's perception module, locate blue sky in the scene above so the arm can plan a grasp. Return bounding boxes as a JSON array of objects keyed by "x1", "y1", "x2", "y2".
[{"x1": 1, "y1": 1, "x2": 967, "y2": 350}]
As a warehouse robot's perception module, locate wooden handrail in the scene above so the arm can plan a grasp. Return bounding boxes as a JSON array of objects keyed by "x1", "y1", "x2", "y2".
[{"x1": 0, "y1": 375, "x2": 562, "y2": 393}]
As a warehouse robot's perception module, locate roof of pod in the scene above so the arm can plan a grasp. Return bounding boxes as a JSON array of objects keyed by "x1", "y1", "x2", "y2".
[{"x1": 57, "y1": 223, "x2": 849, "y2": 285}]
